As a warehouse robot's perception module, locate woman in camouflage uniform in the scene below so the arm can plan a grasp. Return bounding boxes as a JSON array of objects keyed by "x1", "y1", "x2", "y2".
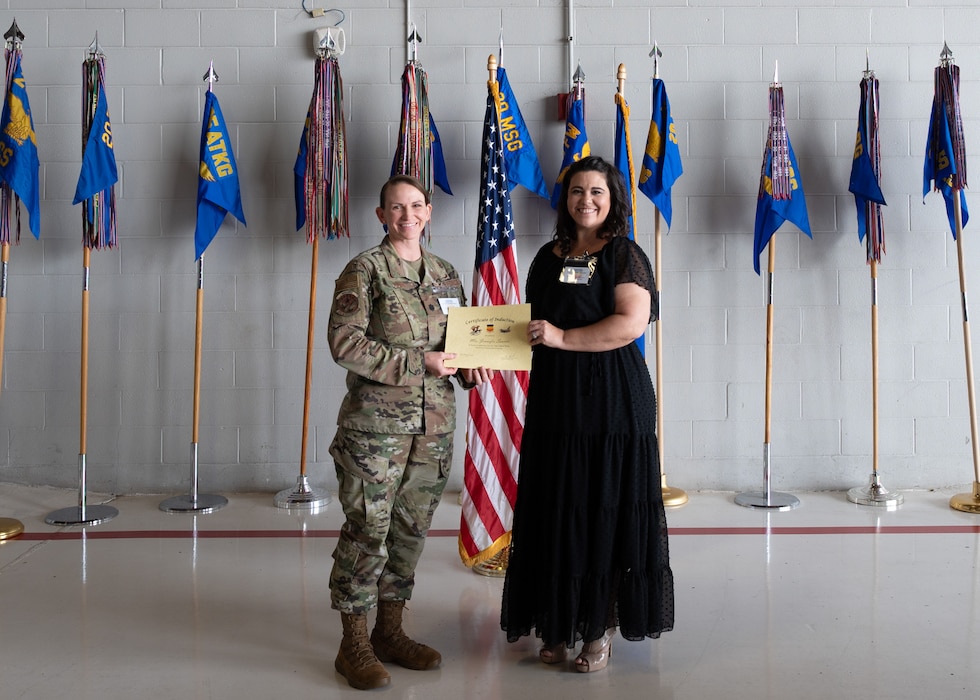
[{"x1": 327, "y1": 174, "x2": 492, "y2": 690}]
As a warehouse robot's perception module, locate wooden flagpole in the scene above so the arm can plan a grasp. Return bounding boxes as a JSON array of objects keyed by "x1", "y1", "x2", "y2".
[
  {"x1": 736, "y1": 64, "x2": 799, "y2": 511},
  {"x1": 647, "y1": 50, "x2": 687, "y2": 508},
  {"x1": 847, "y1": 62, "x2": 901, "y2": 507},
  {"x1": 0, "y1": 241, "x2": 24, "y2": 539},
  {"x1": 949, "y1": 190, "x2": 980, "y2": 512},
  {"x1": 160, "y1": 63, "x2": 228, "y2": 514},
  {"x1": 46, "y1": 36, "x2": 117, "y2": 526},
  {"x1": 274, "y1": 41, "x2": 336, "y2": 511}
]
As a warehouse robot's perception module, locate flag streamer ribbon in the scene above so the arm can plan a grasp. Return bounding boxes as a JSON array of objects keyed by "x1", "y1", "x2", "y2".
[
  {"x1": 393, "y1": 62, "x2": 432, "y2": 194},
  {"x1": 78, "y1": 54, "x2": 117, "y2": 250},
  {"x1": 767, "y1": 86, "x2": 792, "y2": 200},
  {"x1": 295, "y1": 54, "x2": 348, "y2": 242}
]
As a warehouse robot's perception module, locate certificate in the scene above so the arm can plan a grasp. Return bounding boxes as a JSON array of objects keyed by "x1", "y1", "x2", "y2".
[{"x1": 444, "y1": 304, "x2": 531, "y2": 371}]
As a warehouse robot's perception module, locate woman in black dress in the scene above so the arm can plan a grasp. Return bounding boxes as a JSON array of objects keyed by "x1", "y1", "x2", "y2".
[{"x1": 501, "y1": 156, "x2": 674, "y2": 673}]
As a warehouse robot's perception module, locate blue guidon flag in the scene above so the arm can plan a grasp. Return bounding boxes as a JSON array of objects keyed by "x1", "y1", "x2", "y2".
[
  {"x1": 496, "y1": 66, "x2": 549, "y2": 200},
  {"x1": 753, "y1": 83, "x2": 811, "y2": 275},
  {"x1": 0, "y1": 50, "x2": 40, "y2": 241},
  {"x1": 638, "y1": 78, "x2": 683, "y2": 230},
  {"x1": 924, "y1": 53, "x2": 969, "y2": 239},
  {"x1": 551, "y1": 91, "x2": 590, "y2": 209},
  {"x1": 195, "y1": 90, "x2": 246, "y2": 260}
]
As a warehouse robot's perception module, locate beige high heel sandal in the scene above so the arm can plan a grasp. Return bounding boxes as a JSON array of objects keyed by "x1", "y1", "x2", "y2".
[
  {"x1": 539, "y1": 642, "x2": 568, "y2": 664},
  {"x1": 574, "y1": 629, "x2": 613, "y2": 673}
]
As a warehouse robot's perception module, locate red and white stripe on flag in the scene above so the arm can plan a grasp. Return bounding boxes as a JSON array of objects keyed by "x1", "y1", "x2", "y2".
[{"x1": 458, "y1": 80, "x2": 528, "y2": 567}]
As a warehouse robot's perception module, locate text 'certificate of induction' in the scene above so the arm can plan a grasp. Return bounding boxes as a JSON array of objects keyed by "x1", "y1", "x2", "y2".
[{"x1": 444, "y1": 304, "x2": 532, "y2": 371}]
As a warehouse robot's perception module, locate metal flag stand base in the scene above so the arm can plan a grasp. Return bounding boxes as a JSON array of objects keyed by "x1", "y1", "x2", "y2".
[
  {"x1": 160, "y1": 443, "x2": 228, "y2": 514},
  {"x1": 950, "y1": 482, "x2": 980, "y2": 514},
  {"x1": 45, "y1": 455, "x2": 119, "y2": 526},
  {"x1": 274, "y1": 475, "x2": 330, "y2": 512},
  {"x1": 0, "y1": 517, "x2": 24, "y2": 540},
  {"x1": 735, "y1": 444, "x2": 800, "y2": 511},
  {"x1": 848, "y1": 472, "x2": 903, "y2": 508}
]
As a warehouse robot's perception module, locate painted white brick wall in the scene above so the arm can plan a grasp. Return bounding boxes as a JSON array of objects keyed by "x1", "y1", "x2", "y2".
[{"x1": 1, "y1": 1, "x2": 978, "y2": 497}]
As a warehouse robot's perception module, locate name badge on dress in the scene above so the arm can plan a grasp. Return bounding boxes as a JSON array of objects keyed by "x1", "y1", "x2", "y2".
[{"x1": 559, "y1": 255, "x2": 597, "y2": 285}]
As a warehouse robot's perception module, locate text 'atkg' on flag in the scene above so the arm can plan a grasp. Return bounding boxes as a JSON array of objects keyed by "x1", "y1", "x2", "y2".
[
  {"x1": 195, "y1": 90, "x2": 245, "y2": 260},
  {"x1": 638, "y1": 78, "x2": 683, "y2": 230},
  {"x1": 924, "y1": 59, "x2": 969, "y2": 239},
  {"x1": 753, "y1": 85, "x2": 811, "y2": 275},
  {"x1": 0, "y1": 51, "x2": 40, "y2": 241},
  {"x1": 495, "y1": 67, "x2": 549, "y2": 200},
  {"x1": 459, "y1": 76, "x2": 527, "y2": 569}
]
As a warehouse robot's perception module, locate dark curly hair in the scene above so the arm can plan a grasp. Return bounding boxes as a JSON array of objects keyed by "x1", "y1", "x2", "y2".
[{"x1": 553, "y1": 155, "x2": 631, "y2": 256}]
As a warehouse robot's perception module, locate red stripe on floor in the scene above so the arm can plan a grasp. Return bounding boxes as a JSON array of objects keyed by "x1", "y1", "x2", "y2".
[{"x1": 7, "y1": 525, "x2": 980, "y2": 541}]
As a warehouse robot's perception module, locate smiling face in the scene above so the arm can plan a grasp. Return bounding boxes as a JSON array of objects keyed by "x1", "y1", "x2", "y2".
[
  {"x1": 376, "y1": 181, "x2": 432, "y2": 246},
  {"x1": 566, "y1": 169, "x2": 611, "y2": 236}
]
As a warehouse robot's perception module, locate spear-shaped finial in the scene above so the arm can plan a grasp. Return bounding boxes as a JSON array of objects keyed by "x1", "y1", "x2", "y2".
[
  {"x1": 4, "y1": 19, "x2": 24, "y2": 50},
  {"x1": 87, "y1": 32, "x2": 104, "y2": 59},
  {"x1": 572, "y1": 61, "x2": 586, "y2": 99},
  {"x1": 203, "y1": 61, "x2": 219, "y2": 92},
  {"x1": 863, "y1": 47, "x2": 874, "y2": 79},
  {"x1": 498, "y1": 25, "x2": 504, "y2": 66},
  {"x1": 407, "y1": 24, "x2": 422, "y2": 64},
  {"x1": 649, "y1": 42, "x2": 662, "y2": 79},
  {"x1": 772, "y1": 60, "x2": 779, "y2": 86},
  {"x1": 940, "y1": 41, "x2": 954, "y2": 67}
]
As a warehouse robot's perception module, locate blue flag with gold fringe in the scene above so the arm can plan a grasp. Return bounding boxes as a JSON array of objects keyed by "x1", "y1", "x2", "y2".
[
  {"x1": 497, "y1": 67, "x2": 549, "y2": 200},
  {"x1": 753, "y1": 139, "x2": 811, "y2": 275},
  {"x1": 923, "y1": 66, "x2": 969, "y2": 239},
  {"x1": 0, "y1": 53, "x2": 40, "y2": 240},
  {"x1": 73, "y1": 86, "x2": 117, "y2": 206},
  {"x1": 195, "y1": 91, "x2": 245, "y2": 259},
  {"x1": 638, "y1": 78, "x2": 683, "y2": 229},
  {"x1": 551, "y1": 95, "x2": 590, "y2": 209},
  {"x1": 849, "y1": 81, "x2": 886, "y2": 250}
]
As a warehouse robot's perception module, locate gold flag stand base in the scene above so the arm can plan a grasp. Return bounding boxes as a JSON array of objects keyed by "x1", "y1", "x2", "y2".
[
  {"x1": 0, "y1": 517, "x2": 24, "y2": 540},
  {"x1": 662, "y1": 474, "x2": 688, "y2": 508},
  {"x1": 472, "y1": 547, "x2": 509, "y2": 578},
  {"x1": 950, "y1": 481, "x2": 980, "y2": 514}
]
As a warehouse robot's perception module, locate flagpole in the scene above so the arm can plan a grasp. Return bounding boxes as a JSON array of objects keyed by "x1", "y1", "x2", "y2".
[
  {"x1": 0, "y1": 21, "x2": 25, "y2": 539},
  {"x1": 46, "y1": 34, "x2": 118, "y2": 527},
  {"x1": 274, "y1": 42, "x2": 336, "y2": 511},
  {"x1": 848, "y1": 60, "x2": 901, "y2": 508},
  {"x1": 644, "y1": 52, "x2": 687, "y2": 508},
  {"x1": 160, "y1": 62, "x2": 228, "y2": 515},
  {"x1": 0, "y1": 238, "x2": 23, "y2": 538},
  {"x1": 736, "y1": 63, "x2": 799, "y2": 511},
  {"x1": 949, "y1": 190, "x2": 980, "y2": 512}
]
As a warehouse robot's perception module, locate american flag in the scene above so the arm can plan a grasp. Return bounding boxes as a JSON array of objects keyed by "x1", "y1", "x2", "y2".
[{"x1": 458, "y1": 79, "x2": 528, "y2": 568}]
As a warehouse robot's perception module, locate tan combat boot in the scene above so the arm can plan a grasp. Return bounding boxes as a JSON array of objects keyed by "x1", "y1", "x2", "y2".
[
  {"x1": 336, "y1": 612, "x2": 391, "y2": 690},
  {"x1": 370, "y1": 599, "x2": 441, "y2": 670}
]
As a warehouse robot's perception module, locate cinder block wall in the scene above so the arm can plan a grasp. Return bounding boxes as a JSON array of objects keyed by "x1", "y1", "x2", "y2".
[{"x1": 1, "y1": 1, "x2": 977, "y2": 495}]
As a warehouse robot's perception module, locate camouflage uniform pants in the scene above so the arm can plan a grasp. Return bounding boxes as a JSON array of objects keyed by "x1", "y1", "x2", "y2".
[{"x1": 329, "y1": 427, "x2": 452, "y2": 614}]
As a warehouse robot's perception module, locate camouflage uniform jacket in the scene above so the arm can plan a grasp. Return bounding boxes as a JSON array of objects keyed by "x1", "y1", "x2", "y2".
[{"x1": 328, "y1": 236, "x2": 468, "y2": 436}]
